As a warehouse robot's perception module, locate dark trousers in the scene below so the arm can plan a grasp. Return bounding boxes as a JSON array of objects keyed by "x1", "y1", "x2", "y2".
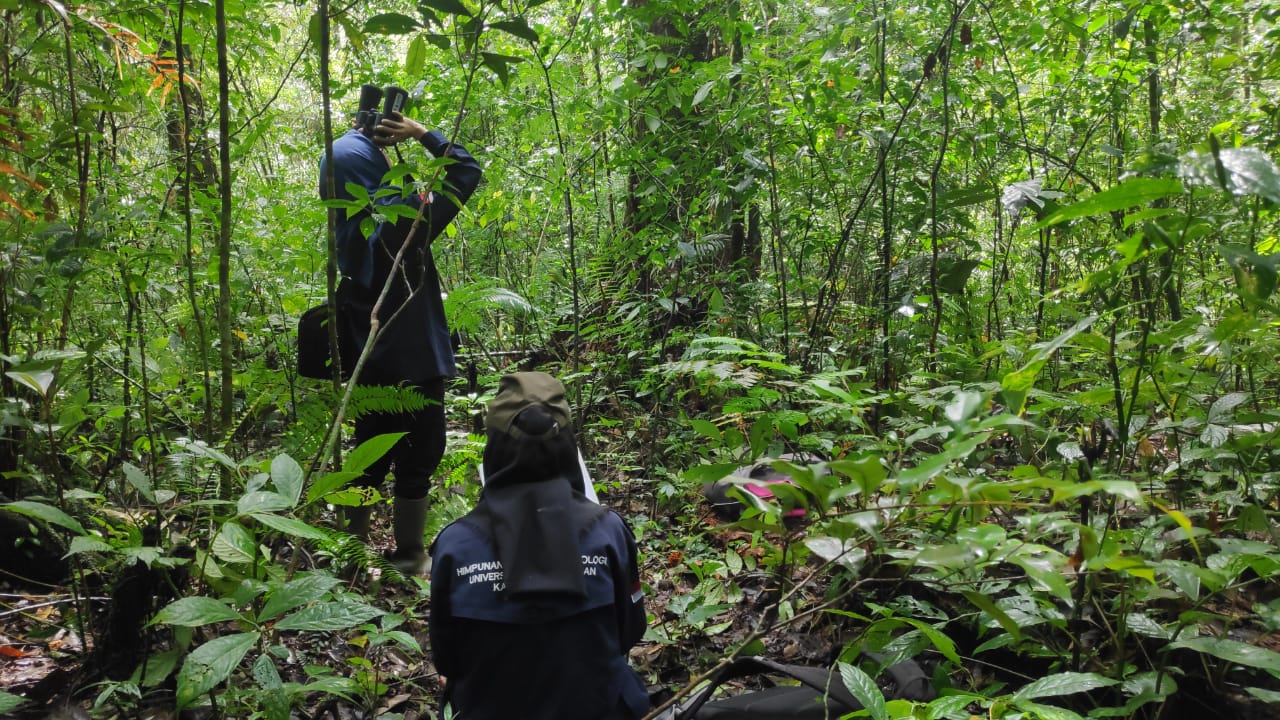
[{"x1": 353, "y1": 378, "x2": 447, "y2": 500}]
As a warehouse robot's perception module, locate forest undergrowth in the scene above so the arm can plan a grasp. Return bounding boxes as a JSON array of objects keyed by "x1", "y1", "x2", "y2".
[
  {"x1": 4, "y1": 0, "x2": 1280, "y2": 717},
  {"x1": 4, "y1": 332, "x2": 1280, "y2": 720}
]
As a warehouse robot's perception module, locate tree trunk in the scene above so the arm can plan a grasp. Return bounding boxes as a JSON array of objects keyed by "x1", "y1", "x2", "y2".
[
  {"x1": 215, "y1": 0, "x2": 234, "y2": 436},
  {"x1": 1146, "y1": 18, "x2": 1181, "y2": 322}
]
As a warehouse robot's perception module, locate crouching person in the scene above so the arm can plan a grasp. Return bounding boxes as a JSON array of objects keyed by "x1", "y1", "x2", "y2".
[{"x1": 428, "y1": 372, "x2": 650, "y2": 720}]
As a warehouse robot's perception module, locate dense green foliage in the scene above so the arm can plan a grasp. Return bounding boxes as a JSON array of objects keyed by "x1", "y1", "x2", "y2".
[{"x1": 2, "y1": 0, "x2": 1280, "y2": 717}]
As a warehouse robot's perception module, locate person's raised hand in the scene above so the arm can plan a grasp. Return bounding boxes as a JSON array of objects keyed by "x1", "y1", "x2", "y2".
[{"x1": 373, "y1": 112, "x2": 427, "y2": 146}]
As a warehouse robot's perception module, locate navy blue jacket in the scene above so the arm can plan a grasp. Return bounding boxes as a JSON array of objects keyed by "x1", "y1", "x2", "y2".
[
  {"x1": 429, "y1": 509, "x2": 649, "y2": 719},
  {"x1": 319, "y1": 129, "x2": 482, "y2": 384}
]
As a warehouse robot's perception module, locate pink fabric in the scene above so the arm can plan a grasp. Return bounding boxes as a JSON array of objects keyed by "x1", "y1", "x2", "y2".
[{"x1": 744, "y1": 482, "x2": 807, "y2": 517}]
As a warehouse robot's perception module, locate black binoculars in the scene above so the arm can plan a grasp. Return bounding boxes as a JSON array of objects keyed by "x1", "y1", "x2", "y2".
[{"x1": 357, "y1": 84, "x2": 409, "y2": 137}]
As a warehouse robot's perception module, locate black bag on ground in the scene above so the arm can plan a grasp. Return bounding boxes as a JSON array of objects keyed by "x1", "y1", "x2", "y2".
[
  {"x1": 297, "y1": 303, "x2": 352, "y2": 380},
  {"x1": 656, "y1": 655, "x2": 934, "y2": 720}
]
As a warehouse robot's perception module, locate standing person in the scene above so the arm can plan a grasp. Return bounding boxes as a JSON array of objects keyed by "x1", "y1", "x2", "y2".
[
  {"x1": 318, "y1": 90, "x2": 483, "y2": 574},
  {"x1": 429, "y1": 373, "x2": 649, "y2": 720}
]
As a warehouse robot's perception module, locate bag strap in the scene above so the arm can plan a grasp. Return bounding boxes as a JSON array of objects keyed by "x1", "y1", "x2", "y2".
[
  {"x1": 672, "y1": 653, "x2": 934, "y2": 720},
  {"x1": 675, "y1": 656, "x2": 863, "y2": 720},
  {"x1": 880, "y1": 654, "x2": 934, "y2": 702}
]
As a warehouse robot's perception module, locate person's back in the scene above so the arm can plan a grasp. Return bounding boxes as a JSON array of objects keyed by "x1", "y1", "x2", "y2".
[
  {"x1": 319, "y1": 123, "x2": 482, "y2": 386},
  {"x1": 431, "y1": 508, "x2": 646, "y2": 720},
  {"x1": 429, "y1": 373, "x2": 649, "y2": 720},
  {"x1": 315, "y1": 100, "x2": 482, "y2": 574}
]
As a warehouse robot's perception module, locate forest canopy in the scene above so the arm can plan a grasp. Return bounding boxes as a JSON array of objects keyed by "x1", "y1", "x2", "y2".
[{"x1": 1, "y1": 0, "x2": 1280, "y2": 717}]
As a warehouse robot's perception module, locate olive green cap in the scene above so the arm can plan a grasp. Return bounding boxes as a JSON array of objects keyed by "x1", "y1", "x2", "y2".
[{"x1": 485, "y1": 372, "x2": 573, "y2": 437}]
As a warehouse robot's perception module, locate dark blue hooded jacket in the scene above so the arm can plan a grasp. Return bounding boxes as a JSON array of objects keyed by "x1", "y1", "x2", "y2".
[
  {"x1": 430, "y1": 501, "x2": 649, "y2": 719},
  {"x1": 319, "y1": 129, "x2": 482, "y2": 384}
]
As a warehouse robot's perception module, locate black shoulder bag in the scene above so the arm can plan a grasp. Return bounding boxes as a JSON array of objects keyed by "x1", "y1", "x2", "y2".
[{"x1": 297, "y1": 302, "x2": 351, "y2": 380}]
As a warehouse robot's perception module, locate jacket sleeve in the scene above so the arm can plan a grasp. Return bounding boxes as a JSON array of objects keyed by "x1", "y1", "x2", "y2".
[
  {"x1": 429, "y1": 543, "x2": 457, "y2": 680},
  {"x1": 417, "y1": 130, "x2": 483, "y2": 244},
  {"x1": 610, "y1": 513, "x2": 646, "y2": 652}
]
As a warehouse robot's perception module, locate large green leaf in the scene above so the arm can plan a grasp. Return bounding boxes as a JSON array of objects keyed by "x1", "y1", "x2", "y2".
[
  {"x1": 271, "y1": 454, "x2": 305, "y2": 506},
  {"x1": 1169, "y1": 636, "x2": 1280, "y2": 673},
  {"x1": 938, "y1": 258, "x2": 981, "y2": 295},
  {"x1": 176, "y1": 632, "x2": 260, "y2": 709},
  {"x1": 927, "y1": 694, "x2": 985, "y2": 717},
  {"x1": 307, "y1": 9, "x2": 321, "y2": 48},
  {"x1": 1012, "y1": 671, "x2": 1118, "y2": 701},
  {"x1": 258, "y1": 574, "x2": 342, "y2": 623},
  {"x1": 692, "y1": 80, "x2": 715, "y2": 108},
  {"x1": 1245, "y1": 687, "x2": 1280, "y2": 703},
  {"x1": 344, "y1": 433, "x2": 405, "y2": 474},
  {"x1": 489, "y1": 18, "x2": 538, "y2": 43},
  {"x1": 253, "y1": 652, "x2": 283, "y2": 689},
  {"x1": 274, "y1": 601, "x2": 384, "y2": 632},
  {"x1": 3, "y1": 500, "x2": 85, "y2": 534},
  {"x1": 6, "y1": 367, "x2": 54, "y2": 398},
  {"x1": 1035, "y1": 178, "x2": 1183, "y2": 228},
  {"x1": 1087, "y1": 670, "x2": 1179, "y2": 717},
  {"x1": 1207, "y1": 392, "x2": 1250, "y2": 425},
  {"x1": 420, "y1": 0, "x2": 472, "y2": 16},
  {"x1": 689, "y1": 418, "x2": 721, "y2": 441},
  {"x1": 1010, "y1": 552, "x2": 1072, "y2": 602},
  {"x1": 683, "y1": 463, "x2": 738, "y2": 484},
  {"x1": 943, "y1": 184, "x2": 996, "y2": 210},
  {"x1": 480, "y1": 52, "x2": 525, "y2": 87},
  {"x1": 805, "y1": 537, "x2": 865, "y2": 572},
  {"x1": 1152, "y1": 500, "x2": 1199, "y2": 556},
  {"x1": 1124, "y1": 613, "x2": 1173, "y2": 640},
  {"x1": 0, "y1": 690, "x2": 24, "y2": 713},
  {"x1": 1003, "y1": 177, "x2": 1065, "y2": 217},
  {"x1": 380, "y1": 629, "x2": 423, "y2": 653},
  {"x1": 250, "y1": 513, "x2": 331, "y2": 542},
  {"x1": 140, "y1": 649, "x2": 181, "y2": 689},
  {"x1": 364, "y1": 12, "x2": 421, "y2": 34},
  {"x1": 405, "y1": 34, "x2": 428, "y2": 77},
  {"x1": 837, "y1": 662, "x2": 887, "y2": 720},
  {"x1": 300, "y1": 675, "x2": 361, "y2": 703},
  {"x1": 237, "y1": 491, "x2": 293, "y2": 516},
  {"x1": 122, "y1": 546, "x2": 165, "y2": 568},
  {"x1": 899, "y1": 618, "x2": 962, "y2": 666},
  {"x1": 178, "y1": 440, "x2": 238, "y2": 470},
  {"x1": 306, "y1": 470, "x2": 363, "y2": 504},
  {"x1": 915, "y1": 543, "x2": 976, "y2": 570},
  {"x1": 1050, "y1": 479, "x2": 1143, "y2": 504},
  {"x1": 829, "y1": 454, "x2": 887, "y2": 497},
  {"x1": 152, "y1": 597, "x2": 245, "y2": 627},
  {"x1": 945, "y1": 390, "x2": 987, "y2": 428},
  {"x1": 123, "y1": 462, "x2": 155, "y2": 503},
  {"x1": 211, "y1": 521, "x2": 258, "y2": 565}
]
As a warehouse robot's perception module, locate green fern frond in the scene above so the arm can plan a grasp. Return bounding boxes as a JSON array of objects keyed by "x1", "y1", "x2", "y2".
[
  {"x1": 329, "y1": 532, "x2": 371, "y2": 568},
  {"x1": 348, "y1": 384, "x2": 433, "y2": 420},
  {"x1": 367, "y1": 553, "x2": 410, "y2": 584},
  {"x1": 444, "y1": 279, "x2": 534, "y2": 335}
]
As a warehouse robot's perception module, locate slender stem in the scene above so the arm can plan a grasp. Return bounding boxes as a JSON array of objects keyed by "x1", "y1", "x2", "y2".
[{"x1": 174, "y1": 0, "x2": 215, "y2": 437}]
